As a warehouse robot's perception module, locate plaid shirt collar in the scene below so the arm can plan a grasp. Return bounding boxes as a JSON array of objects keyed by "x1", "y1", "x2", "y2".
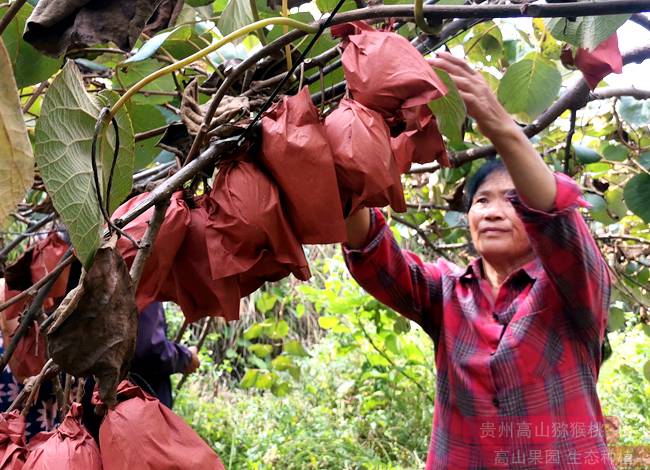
[{"x1": 458, "y1": 256, "x2": 544, "y2": 283}]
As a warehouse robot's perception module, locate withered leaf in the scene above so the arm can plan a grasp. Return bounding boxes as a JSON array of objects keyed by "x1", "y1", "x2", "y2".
[
  {"x1": 47, "y1": 240, "x2": 137, "y2": 407},
  {"x1": 181, "y1": 80, "x2": 250, "y2": 136},
  {"x1": 24, "y1": 0, "x2": 164, "y2": 57}
]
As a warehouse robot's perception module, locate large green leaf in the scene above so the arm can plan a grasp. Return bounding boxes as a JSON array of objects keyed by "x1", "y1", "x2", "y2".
[
  {"x1": 623, "y1": 173, "x2": 650, "y2": 223},
  {"x1": 35, "y1": 61, "x2": 134, "y2": 268},
  {"x1": 0, "y1": 38, "x2": 34, "y2": 224},
  {"x1": 497, "y1": 53, "x2": 561, "y2": 121},
  {"x1": 545, "y1": 15, "x2": 628, "y2": 50},
  {"x1": 616, "y1": 97, "x2": 650, "y2": 127},
  {"x1": 218, "y1": 0, "x2": 256, "y2": 36},
  {"x1": 113, "y1": 60, "x2": 176, "y2": 106},
  {"x1": 428, "y1": 69, "x2": 466, "y2": 146},
  {"x1": 464, "y1": 21, "x2": 503, "y2": 66},
  {"x1": 0, "y1": 3, "x2": 61, "y2": 88}
]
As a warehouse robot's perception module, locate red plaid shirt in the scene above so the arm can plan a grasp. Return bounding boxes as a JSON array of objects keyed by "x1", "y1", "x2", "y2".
[{"x1": 343, "y1": 173, "x2": 614, "y2": 469}]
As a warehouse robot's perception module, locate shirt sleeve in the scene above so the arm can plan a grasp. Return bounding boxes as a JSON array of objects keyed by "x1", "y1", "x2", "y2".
[
  {"x1": 133, "y1": 302, "x2": 192, "y2": 376},
  {"x1": 508, "y1": 173, "x2": 611, "y2": 343},
  {"x1": 342, "y1": 209, "x2": 444, "y2": 336}
]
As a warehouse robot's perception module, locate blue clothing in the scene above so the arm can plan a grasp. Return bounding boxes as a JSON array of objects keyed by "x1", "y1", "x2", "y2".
[
  {"x1": 0, "y1": 337, "x2": 58, "y2": 439},
  {"x1": 130, "y1": 302, "x2": 192, "y2": 408}
]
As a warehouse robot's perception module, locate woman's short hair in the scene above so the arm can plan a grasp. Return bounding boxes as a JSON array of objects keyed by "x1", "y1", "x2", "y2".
[{"x1": 463, "y1": 158, "x2": 506, "y2": 212}]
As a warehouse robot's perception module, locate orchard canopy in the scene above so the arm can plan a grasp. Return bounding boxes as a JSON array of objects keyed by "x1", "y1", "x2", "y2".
[{"x1": 0, "y1": 0, "x2": 649, "y2": 424}]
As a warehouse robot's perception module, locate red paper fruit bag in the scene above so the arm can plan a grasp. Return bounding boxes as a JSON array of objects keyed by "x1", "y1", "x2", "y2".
[
  {"x1": 30, "y1": 232, "x2": 71, "y2": 310},
  {"x1": 97, "y1": 381, "x2": 225, "y2": 470},
  {"x1": 205, "y1": 158, "x2": 311, "y2": 292},
  {"x1": 23, "y1": 403, "x2": 101, "y2": 470},
  {"x1": 391, "y1": 105, "x2": 449, "y2": 170},
  {"x1": 574, "y1": 33, "x2": 623, "y2": 90},
  {"x1": 260, "y1": 86, "x2": 347, "y2": 244},
  {"x1": 332, "y1": 21, "x2": 447, "y2": 118},
  {"x1": 160, "y1": 197, "x2": 242, "y2": 322},
  {"x1": 324, "y1": 98, "x2": 406, "y2": 215},
  {"x1": 0, "y1": 286, "x2": 46, "y2": 383},
  {"x1": 112, "y1": 191, "x2": 190, "y2": 312},
  {"x1": 0, "y1": 411, "x2": 27, "y2": 469}
]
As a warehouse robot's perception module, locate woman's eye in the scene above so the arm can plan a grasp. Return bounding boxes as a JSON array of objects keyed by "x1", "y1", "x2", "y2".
[{"x1": 475, "y1": 197, "x2": 488, "y2": 204}]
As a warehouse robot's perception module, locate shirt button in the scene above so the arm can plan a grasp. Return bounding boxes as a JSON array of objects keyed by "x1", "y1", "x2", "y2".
[{"x1": 493, "y1": 397, "x2": 500, "y2": 407}]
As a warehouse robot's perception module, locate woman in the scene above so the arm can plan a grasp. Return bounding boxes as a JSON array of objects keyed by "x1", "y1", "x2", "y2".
[{"x1": 344, "y1": 53, "x2": 613, "y2": 469}]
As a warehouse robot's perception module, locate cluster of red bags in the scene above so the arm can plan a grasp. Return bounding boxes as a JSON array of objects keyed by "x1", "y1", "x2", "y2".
[
  {"x1": 0, "y1": 383, "x2": 225, "y2": 470},
  {"x1": 2, "y1": 233, "x2": 71, "y2": 381},
  {"x1": 112, "y1": 21, "x2": 449, "y2": 324},
  {"x1": 260, "y1": 22, "x2": 448, "y2": 223},
  {"x1": 114, "y1": 162, "x2": 311, "y2": 323}
]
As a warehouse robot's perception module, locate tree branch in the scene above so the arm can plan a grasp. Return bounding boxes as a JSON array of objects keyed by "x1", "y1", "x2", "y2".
[
  {"x1": 0, "y1": 0, "x2": 27, "y2": 35},
  {"x1": 0, "y1": 267, "x2": 64, "y2": 374},
  {"x1": 408, "y1": 45, "x2": 650, "y2": 174},
  {"x1": 0, "y1": 213, "x2": 56, "y2": 262},
  {"x1": 0, "y1": 252, "x2": 73, "y2": 315},
  {"x1": 589, "y1": 86, "x2": 650, "y2": 100},
  {"x1": 129, "y1": 199, "x2": 170, "y2": 289}
]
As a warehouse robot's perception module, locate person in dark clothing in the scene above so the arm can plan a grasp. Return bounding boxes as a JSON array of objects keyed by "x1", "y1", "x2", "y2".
[{"x1": 129, "y1": 302, "x2": 200, "y2": 408}]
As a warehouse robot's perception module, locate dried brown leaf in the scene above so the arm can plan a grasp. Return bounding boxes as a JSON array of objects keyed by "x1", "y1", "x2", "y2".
[{"x1": 47, "y1": 239, "x2": 137, "y2": 407}]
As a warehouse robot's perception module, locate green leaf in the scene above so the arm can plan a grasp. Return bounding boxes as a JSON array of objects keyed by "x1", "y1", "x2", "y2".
[
  {"x1": 256, "y1": 292, "x2": 277, "y2": 314},
  {"x1": 271, "y1": 380, "x2": 290, "y2": 397},
  {"x1": 125, "y1": 26, "x2": 192, "y2": 63},
  {"x1": 294, "y1": 303, "x2": 305, "y2": 318},
  {"x1": 639, "y1": 151, "x2": 650, "y2": 170},
  {"x1": 574, "y1": 144, "x2": 602, "y2": 164},
  {"x1": 644, "y1": 360, "x2": 650, "y2": 383},
  {"x1": 218, "y1": 0, "x2": 256, "y2": 36},
  {"x1": 464, "y1": 22, "x2": 503, "y2": 66},
  {"x1": 602, "y1": 143, "x2": 628, "y2": 162},
  {"x1": 623, "y1": 173, "x2": 650, "y2": 223},
  {"x1": 0, "y1": 38, "x2": 34, "y2": 224},
  {"x1": 269, "y1": 319, "x2": 289, "y2": 340},
  {"x1": 497, "y1": 53, "x2": 561, "y2": 121},
  {"x1": 428, "y1": 69, "x2": 467, "y2": 146},
  {"x1": 248, "y1": 343, "x2": 273, "y2": 357},
  {"x1": 35, "y1": 61, "x2": 134, "y2": 267},
  {"x1": 393, "y1": 316, "x2": 411, "y2": 334},
  {"x1": 284, "y1": 339, "x2": 308, "y2": 357},
  {"x1": 318, "y1": 316, "x2": 339, "y2": 329},
  {"x1": 271, "y1": 355, "x2": 295, "y2": 371},
  {"x1": 127, "y1": 104, "x2": 167, "y2": 170},
  {"x1": 0, "y1": 3, "x2": 61, "y2": 88},
  {"x1": 243, "y1": 323, "x2": 264, "y2": 340},
  {"x1": 545, "y1": 15, "x2": 629, "y2": 50},
  {"x1": 604, "y1": 187, "x2": 627, "y2": 219},
  {"x1": 616, "y1": 97, "x2": 650, "y2": 127},
  {"x1": 607, "y1": 306, "x2": 626, "y2": 331},
  {"x1": 583, "y1": 193, "x2": 616, "y2": 225},
  {"x1": 239, "y1": 369, "x2": 260, "y2": 388},
  {"x1": 113, "y1": 60, "x2": 176, "y2": 105}
]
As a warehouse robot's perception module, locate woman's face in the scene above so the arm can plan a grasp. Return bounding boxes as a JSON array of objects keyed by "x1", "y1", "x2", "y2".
[{"x1": 468, "y1": 171, "x2": 533, "y2": 262}]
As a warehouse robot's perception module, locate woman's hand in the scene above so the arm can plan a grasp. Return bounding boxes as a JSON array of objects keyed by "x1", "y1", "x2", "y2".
[
  {"x1": 428, "y1": 51, "x2": 557, "y2": 211},
  {"x1": 426, "y1": 52, "x2": 516, "y2": 140}
]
